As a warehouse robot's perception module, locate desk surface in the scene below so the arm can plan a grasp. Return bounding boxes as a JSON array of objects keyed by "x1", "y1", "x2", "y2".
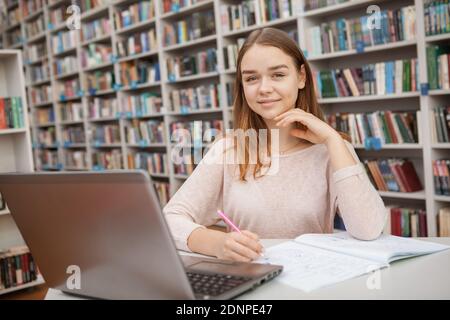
[{"x1": 45, "y1": 238, "x2": 450, "y2": 300}]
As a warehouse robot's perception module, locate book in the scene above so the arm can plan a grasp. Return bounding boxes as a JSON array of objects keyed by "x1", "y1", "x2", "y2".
[
  {"x1": 65, "y1": 151, "x2": 88, "y2": 169},
  {"x1": 306, "y1": 5, "x2": 416, "y2": 57},
  {"x1": 388, "y1": 207, "x2": 427, "y2": 237},
  {"x1": 424, "y1": 0, "x2": 450, "y2": 36},
  {"x1": 439, "y1": 207, "x2": 450, "y2": 237},
  {"x1": 363, "y1": 158, "x2": 423, "y2": 193},
  {"x1": 0, "y1": 247, "x2": 39, "y2": 290},
  {"x1": 433, "y1": 159, "x2": 450, "y2": 195},
  {"x1": 128, "y1": 152, "x2": 168, "y2": 175},
  {"x1": 260, "y1": 232, "x2": 449, "y2": 292},
  {"x1": 314, "y1": 58, "x2": 418, "y2": 98},
  {"x1": 154, "y1": 181, "x2": 170, "y2": 207},
  {"x1": 92, "y1": 150, "x2": 123, "y2": 170},
  {"x1": 62, "y1": 126, "x2": 85, "y2": 144},
  {"x1": 37, "y1": 150, "x2": 59, "y2": 169},
  {"x1": 0, "y1": 97, "x2": 25, "y2": 129}
]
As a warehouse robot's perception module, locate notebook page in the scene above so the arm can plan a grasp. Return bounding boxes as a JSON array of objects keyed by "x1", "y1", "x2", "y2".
[
  {"x1": 295, "y1": 232, "x2": 450, "y2": 264},
  {"x1": 256, "y1": 241, "x2": 387, "y2": 292}
]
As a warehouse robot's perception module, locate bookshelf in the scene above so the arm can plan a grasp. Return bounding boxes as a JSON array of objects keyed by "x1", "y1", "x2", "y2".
[
  {"x1": 0, "y1": 0, "x2": 449, "y2": 236},
  {"x1": 0, "y1": 49, "x2": 45, "y2": 294}
]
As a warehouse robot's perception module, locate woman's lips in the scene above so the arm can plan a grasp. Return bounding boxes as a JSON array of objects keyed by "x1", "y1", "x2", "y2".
[{"x1": 258, "y1": 99, "x2": 281, "y2": 107}]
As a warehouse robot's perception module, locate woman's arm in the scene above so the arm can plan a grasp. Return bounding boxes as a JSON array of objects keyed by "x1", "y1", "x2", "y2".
[
  {"x1": 163, "y1": 138, "x2": 227, "y2": 252},
  {"x1": 163, "y1": 137, "x2": 263, "y2": 260},
  {"x1": 328, "y1": 139, "x2": 387, "y2": 240}
]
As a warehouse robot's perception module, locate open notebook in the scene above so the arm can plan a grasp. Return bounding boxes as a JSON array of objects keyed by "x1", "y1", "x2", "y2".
[{"x1": 258, "y1": 232, "x2": 449, "y2": 292}]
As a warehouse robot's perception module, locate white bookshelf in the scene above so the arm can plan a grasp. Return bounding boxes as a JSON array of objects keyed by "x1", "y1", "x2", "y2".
[
  {"x1": 0, "y1": 49, "x2": 43, "y2": 295},
  {"x1": 0, "y1": 0, "x2": 449, "y2": 236}
]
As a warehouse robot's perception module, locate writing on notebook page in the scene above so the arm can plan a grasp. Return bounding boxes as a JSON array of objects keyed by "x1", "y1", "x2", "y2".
[{"x1": 259, "y1": 232, "x2": 449, "y2": 292}]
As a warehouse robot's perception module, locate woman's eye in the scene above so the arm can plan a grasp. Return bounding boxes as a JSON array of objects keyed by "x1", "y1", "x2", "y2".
[
  {"x1": 273, "y1": 73, "x2": 285, "y2": 78},
  {"x1": 245, "y1": 76, "x2": 257, "y2": 82}
]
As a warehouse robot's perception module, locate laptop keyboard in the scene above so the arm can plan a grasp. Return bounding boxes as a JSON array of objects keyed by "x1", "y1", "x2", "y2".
[{"x1": 186, "y1": 272, "x2": 252, "y2": 297}]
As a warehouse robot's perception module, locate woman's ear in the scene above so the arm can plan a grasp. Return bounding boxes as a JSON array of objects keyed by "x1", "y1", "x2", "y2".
[{"x1": 298, "y1": 64, "x2": 306, "y2": 89}]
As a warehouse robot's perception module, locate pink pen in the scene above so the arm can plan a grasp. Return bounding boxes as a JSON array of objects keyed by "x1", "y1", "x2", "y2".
[{"x1": 217, "y1": 210, "x2": 241, "y2": 234}]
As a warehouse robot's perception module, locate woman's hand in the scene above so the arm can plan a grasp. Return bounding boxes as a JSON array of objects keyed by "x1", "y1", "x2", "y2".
[
  {"x1": 274, "y1": 108, "x2": 341, "y2": 145},
  {"x1": 216, "y1": 230, "x2": 264, "y2": 262}
]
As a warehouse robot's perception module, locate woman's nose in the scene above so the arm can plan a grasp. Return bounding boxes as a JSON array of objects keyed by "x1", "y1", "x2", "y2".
[{"x1": 258, "y1": 77, "x2": 274, "y2": 93}]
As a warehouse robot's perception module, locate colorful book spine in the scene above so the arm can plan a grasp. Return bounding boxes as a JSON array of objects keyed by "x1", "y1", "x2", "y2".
[
  {"x1": 65, "y1": 151, "x2": 88, "y2": 169},
  {"x1": 114, "y1": 0, "x2": 155, "y2": 30},
  {"x1": 37, "y1": 127, "x2": 57, "y2": 146},
  {"x1": 57, "y1": 79, "x2": 81, "y2": 99},
  {"x1": 153, "y1": 181, "x2": 170, "y2": 207},
  {"x1": 116, "y1": 29, "x2": 157, "y2": 57},
  {"x1": 119, "y1": 60, "x2": 160, "y2": 86},
  {"x1": 30, "y1": 85, "x2": 52, "y2": 105},
  {"x1": 363, "y1": 158, "x2": 423, "y2": 193},
  {"x1": 303, "y1": 0, "x2": 348, "y2": 11},
  {"x1": 433, "y1": 159, "x2": 450, "y2": 196},
  {"x1": 60, "y1": 102, "x2": 83, "y2": 122},
  {"x1": 125, "y1": 119, "x2": 165, "y2": 144},
  {"x1": 37, "y1": 149, "x2": 59, "y2": 168},
  {"x1": 81, "y1": 43, "x2": 113, "y2": 69},
  {"x1": 52, "y1": 30, "x2": 77, "y2": 54},
  {"x1": 30, "y1": 61, "x2": 50, "y2": 82},
  {"x1": 0, "y1": 248, "x2": 39, "y2": 290},
  {"x1": 220, "y1": 0, "x2": 293, "y2": 33},
  {"x1": 35, "y1": 108, "x2": 55, "y2": 125},
  {"x1": 0, "y1": 97, "x2": 25, "y2": 129},
  {"x1": 386, "y1": 206, "x2": 427, "y2": 237},
  {"x1": 25, "y1": 15, "x2": 45, "y2": 38},
  {"x1": 92, "y1": 150, "x2": 123, "y2": 169},
  {"x1": 84, "y1": 70, "x2": 115, "y2": 91},
  {"x1": 166, "y1": 48, "x2": 217, "y2": 80},
  {"x1": 306, "y1": 5, "x2": 416, "y2": 56},
  {"x1": 53, "y1": 56, "x2": 78, "y2": 76},
  {"x1": 163, "y1": 10, "x2": 215, "y2": 46},
  {"x1": 81, "y1": 17, "x2": 112, "y2": 42},
  {"x1": 314, "y1": 59, "x2": 418, "y2": 98},
  {"x1": 88, "y1": 97, "x2": 119, "y2": 119},
  {"x1": 120, "y1": 93, "x2": 163, "y2": 117},
  {"x1": 430, "y1": 106, "x2": 450, "y2": 143},
  {"x1": 62, "y1": 126, "x2": 86, "y2": 144},
  {"x1": 127, "y1": 152, "x2": 168, "y2": 175},
  {"x1": 424, "y1": 0, "x2": 450, "y2": 36},
  {"x1": 91, "y1": 124, "x2": 121, "y2": 144},
  {"x1": 438, "y1": 207, "x2": 450, "y2": 236},
  {"x1": 170, "y1": 84, "x2": 220, "y2": 112},
  {"x1": 26, "y1": 43, "x2": 47, "y2": 62},
  {"x1": 327, "y1": 111, "x2": 419, "y2": 146}
]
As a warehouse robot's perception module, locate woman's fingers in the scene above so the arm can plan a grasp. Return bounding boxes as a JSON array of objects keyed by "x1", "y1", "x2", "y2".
[
  {"x1": 238, "y1": 231, "x2": 264, "y2": 253},
  {"x1": 274, "y1": 108, "x2": 309, "y2": 121},
  {"x1": 230, "y1": 241, "x2": 261, "y2": 260},
  {"x1": 242, "y1": 230, "x2": 259, "y2": 241},
  {"x1": 227, "y1": 250, "x2": 251, "y2": 262},
  {"x1": 276, "y1": 114, "x2": 310, "y2": 127}
]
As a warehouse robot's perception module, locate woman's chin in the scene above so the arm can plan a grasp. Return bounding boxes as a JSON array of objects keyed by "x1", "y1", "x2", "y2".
[{"x1": 259, "y1": 108, "x2": 283, "y2": 121}]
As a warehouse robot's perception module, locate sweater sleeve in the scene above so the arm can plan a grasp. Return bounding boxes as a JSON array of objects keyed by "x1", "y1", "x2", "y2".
[
  {"x1": 329, "y1": 140, "x2": 387, "y2": 240},
  {"x1": 163, "y1": 138, "x2": 230, "y2": 252}
]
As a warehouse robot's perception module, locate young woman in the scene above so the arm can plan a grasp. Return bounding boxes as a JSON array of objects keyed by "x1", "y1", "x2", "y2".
[{"x1": 163, "y1": 28, "x2": 386, "y2": 262}]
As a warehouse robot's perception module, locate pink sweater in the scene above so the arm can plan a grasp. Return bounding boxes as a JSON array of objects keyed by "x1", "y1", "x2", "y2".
[{"x1": 163, "y1": 138, "x2": 387, "y2": 252}]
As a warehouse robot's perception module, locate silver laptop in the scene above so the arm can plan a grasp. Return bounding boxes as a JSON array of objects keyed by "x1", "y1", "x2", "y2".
[{"x1": 0, "y1": 171, "x2": 282, "y2": 299}]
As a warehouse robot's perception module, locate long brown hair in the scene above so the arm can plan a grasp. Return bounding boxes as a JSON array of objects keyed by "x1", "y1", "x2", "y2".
[{"x1": 231, "y1": 27, "x2": 326, "y2": 181}]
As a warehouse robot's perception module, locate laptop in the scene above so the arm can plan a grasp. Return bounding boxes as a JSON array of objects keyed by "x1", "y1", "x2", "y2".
[{"x1": 0, "y1": 171, "x2": 282, "y2": 300}]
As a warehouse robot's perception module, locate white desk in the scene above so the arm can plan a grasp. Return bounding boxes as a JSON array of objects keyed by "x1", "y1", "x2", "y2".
[{"x1": 45, "y1": 238, "x2": 450, "y2": 300}]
